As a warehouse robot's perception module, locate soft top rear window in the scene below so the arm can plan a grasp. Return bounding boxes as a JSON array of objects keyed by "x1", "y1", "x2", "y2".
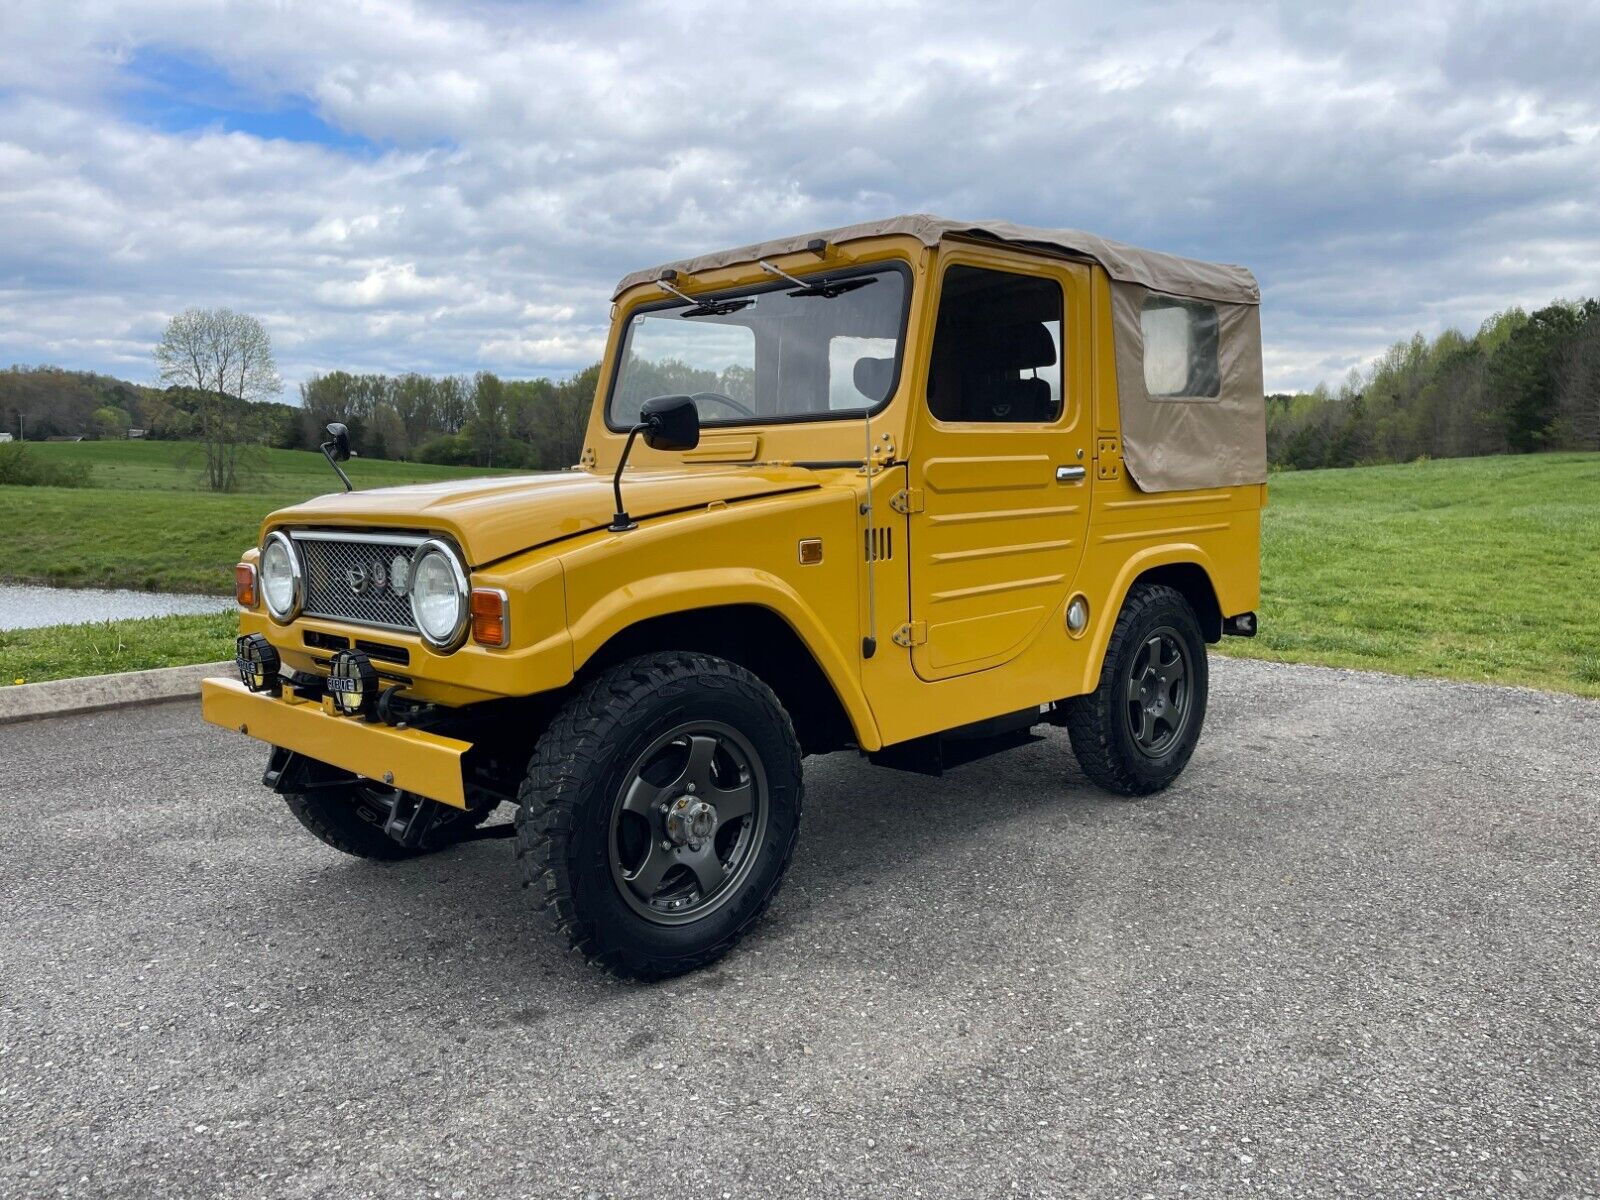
[{"x1": 1141, "y1": 297, "x2": 1220, "y2": 398}]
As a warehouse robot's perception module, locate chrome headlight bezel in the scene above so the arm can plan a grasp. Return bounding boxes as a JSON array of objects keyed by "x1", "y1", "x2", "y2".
[
  {"x1": 408, "y1": 538, "x2": 471, "y2": 651},
  {"x1": 260, "y1": 530, "x2": 304, "y2": 623}
]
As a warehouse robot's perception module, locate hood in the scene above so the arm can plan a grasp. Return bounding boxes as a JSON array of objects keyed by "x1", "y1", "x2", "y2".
[{"x1": 268, "y1": 467, "x2": 823, "y2": 566}]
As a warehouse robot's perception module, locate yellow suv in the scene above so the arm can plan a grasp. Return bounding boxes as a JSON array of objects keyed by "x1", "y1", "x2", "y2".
[{"x1": 206, "y1": 216, "x2": 1266, "y2": 978}]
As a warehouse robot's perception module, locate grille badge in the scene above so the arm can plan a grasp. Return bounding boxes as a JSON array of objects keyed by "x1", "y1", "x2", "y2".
[{"x1": 292, "y1": 533, "x2": 421, "y2": 631}]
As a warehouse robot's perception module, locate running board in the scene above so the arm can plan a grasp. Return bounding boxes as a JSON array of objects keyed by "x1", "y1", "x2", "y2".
[{"x1": 868, "y1": 708, "x2": 1045, "y2": 777}]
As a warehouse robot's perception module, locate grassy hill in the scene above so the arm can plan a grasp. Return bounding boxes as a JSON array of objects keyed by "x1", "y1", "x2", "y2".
[
  {"x1": 1214, "y1": 452, "x2": 1600, "y2": 697},
  {"x1": 22, "y1": 437, "x2": 502, "y2": 493},
  {"x1": 1, "y1": 440, "x2": 515, "y2": 594}
]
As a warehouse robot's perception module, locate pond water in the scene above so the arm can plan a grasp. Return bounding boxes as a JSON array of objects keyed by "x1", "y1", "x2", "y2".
[{"x1": 0, "y1": 584, "x2": 235, "y2": 631}]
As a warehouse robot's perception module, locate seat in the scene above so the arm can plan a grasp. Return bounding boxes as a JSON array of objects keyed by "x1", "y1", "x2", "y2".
[
  {"x1": 963, "y1": 322, "x2": 1059, "y2": 422},
  {"x1": 852, "y1": 356, "x2": 896, "y2": 406},
  {"x1": 981, "y1": 375, "x2": 1055, "y2": 422}
]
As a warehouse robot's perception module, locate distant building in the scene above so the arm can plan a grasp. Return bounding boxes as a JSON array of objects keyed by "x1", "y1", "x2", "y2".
[
  {"x1": 127, "y1": 428, "x2": 147, "y2": 439},
  {"x1": 0, "y1": 432, "x2": 12, "y2": 443}
]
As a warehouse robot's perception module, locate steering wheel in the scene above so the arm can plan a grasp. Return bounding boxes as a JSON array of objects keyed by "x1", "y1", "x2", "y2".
[{"x1": 690, "y1": 391, "x2": 756, "y2": 419}]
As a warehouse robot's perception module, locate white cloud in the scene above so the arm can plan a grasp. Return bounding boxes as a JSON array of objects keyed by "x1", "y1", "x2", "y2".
[{"x1": 0, "y1": 0, "x2": 1597, "y2": 394}]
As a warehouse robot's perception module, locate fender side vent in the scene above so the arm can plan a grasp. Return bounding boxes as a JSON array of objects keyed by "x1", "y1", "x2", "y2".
[{"x1": 864, "y1": 527, "x2": 894, "y2": 562}]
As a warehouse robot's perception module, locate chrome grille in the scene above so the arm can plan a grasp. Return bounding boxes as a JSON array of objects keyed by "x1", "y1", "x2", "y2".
[{"x1": 291, "y1": 531, "x2": 424, "y2": 632}]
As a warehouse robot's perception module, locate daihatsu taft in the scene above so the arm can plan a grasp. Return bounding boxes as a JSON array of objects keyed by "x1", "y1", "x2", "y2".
[{"x1": 205, "y1": 215, "x2": 1267, "y2": 979}]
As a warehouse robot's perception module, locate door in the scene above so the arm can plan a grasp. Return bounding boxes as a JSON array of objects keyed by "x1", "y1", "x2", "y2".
[{"x1": 905, "y1": 253, "x2": 1092, "y2": 681}]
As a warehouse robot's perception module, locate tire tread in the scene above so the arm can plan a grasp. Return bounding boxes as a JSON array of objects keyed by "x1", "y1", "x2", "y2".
[{"x1": 515, "y1": 651, "x2": 803, "y2": 980}]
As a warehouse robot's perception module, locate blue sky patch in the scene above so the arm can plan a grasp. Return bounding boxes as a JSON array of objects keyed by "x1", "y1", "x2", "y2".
[{"x1": 118, "y1": 46, "x2": 376, "y2": 154}]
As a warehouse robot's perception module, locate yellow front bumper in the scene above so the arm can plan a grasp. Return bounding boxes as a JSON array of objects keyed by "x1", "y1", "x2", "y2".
[{"x1": 200, "y1": 678, "x2": 471, "y2": 808}]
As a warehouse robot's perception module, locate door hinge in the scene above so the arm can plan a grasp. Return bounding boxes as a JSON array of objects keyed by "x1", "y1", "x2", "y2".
[
  {"x1": 1096, "y1": 437, "x2": 1122, "y2": 481},
  {"x1": 891, "y1": 621, "x2": 927, "y2": 648},
  {"x1": 889, "y1": 488, "x2": 924, "y2": 515}
]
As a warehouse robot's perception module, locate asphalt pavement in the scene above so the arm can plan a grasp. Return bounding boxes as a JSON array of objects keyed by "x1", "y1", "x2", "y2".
[{"x1": 2, "y1": 657, "x2": 1598, "y2": 1199}]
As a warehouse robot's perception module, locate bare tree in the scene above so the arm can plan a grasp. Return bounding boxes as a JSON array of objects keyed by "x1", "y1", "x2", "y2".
[{"x1": 154, "y1": 308, "x2": 282, "y2": 491}]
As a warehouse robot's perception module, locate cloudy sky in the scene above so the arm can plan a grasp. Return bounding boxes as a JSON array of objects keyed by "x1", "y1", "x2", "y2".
[{"x1": 3, "y1": 0, "x2": 1597, "y2": 396}]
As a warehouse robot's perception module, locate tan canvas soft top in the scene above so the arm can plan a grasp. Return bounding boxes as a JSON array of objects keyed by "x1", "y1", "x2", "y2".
[
  {"x1": 614, "y1": 214, "x2": 1266, "y2": 493},
  {"x1": 612, "y1": 213, "x2": 1259, "y2": 305}
]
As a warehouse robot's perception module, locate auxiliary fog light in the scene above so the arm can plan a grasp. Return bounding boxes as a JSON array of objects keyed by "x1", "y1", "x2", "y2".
[
  {"x1": 235, "y1": 633, "x2": 282, "y2": 695},
  {"x1": 1065, "y1": 595, "x2": 1090, "y2": 636},
  {"x1": 328, "y1": 649, "x2": 379, "y2": 718}
]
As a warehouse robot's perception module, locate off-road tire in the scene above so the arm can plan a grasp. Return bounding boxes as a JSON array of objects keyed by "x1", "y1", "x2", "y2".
[
  {"x1": 1065, "y1": 583, "x2": 1208, "y2": 796},
  {"x1": 516, "y1": 651, "x2": 804, "y2": 980},
  {"x1": 284, "y1": 787, "x2": 496, "y2": 861}
]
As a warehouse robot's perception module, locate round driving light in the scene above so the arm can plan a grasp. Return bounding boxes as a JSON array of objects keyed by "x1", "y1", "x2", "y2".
[
  {"x1": 1065, "y1": 595, "x2": 1089, "y2": 635},
  {"x1": 328, "y1": 649, "x2": 379, "y2": 717},
  {"x1": 259, "y1": 531, "x2": 303, "y2": 622},
  {"x1": 408, "y1": 540, "x2": 469, "y2": 649},
  {"x1": 235, "y1": 633, "x2": 282, "y2": 695}
]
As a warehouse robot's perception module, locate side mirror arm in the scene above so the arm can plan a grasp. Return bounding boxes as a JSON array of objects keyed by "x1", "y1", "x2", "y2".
[
  {"x1": 320, "y1": 422, "x2": 355, "y2": 492},
  {"x1": 609, "y1": 420, "x2": 651, "y2": 532},
  {"x1": 320, "y1": 438, "x2": 355, "y2": 492}
]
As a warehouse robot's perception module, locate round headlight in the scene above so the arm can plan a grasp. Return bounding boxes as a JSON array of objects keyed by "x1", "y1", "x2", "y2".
[
  {"x1": 260, "y1": 532, "x2": 302, "y2": 621},
  {"x1": 408, "y1": 541, "x2": 469, "y2": 649}
]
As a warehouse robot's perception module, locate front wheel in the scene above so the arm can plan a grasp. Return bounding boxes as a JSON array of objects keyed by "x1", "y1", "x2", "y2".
[
  {"x1": 1064, "y1": 583, "x2": 1209, "y2": 796},
  {"x1": 515, "y1": 652, "x2": 803, "y2": 980}
]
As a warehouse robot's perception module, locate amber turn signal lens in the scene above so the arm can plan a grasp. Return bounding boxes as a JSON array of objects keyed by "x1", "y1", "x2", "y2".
[
  {"x1": 470, "y1": 588, "x2": 509, "y2": 648},
  {"x1": 798, "y1": 538, "x2": 823, "y2": 565},
  {"x1": 235, "y1": 563, "x2": 257, "y2": 608}
]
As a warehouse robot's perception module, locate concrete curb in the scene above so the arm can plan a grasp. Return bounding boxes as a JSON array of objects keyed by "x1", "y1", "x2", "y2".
[{"x1": 0, "y1": 661, "x2": 232, "y2": 725}]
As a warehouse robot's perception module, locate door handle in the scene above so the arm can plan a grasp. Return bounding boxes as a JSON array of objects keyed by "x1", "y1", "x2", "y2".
[{"x1": 1055, "y1": 465, "x2": 1087, "y2": 483}]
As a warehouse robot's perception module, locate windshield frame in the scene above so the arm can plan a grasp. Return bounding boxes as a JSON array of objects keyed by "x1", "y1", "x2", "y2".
[{"x1": 602, "y1": 258, "x2": 914, "y2": 433}]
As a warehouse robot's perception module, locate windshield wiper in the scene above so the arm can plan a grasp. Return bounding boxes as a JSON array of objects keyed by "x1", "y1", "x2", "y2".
[
  {"x1": 679, "y1": 297, "x2": 756, "y2": 318},
  {"x1": 759, "y1": 259, "x2": 876, "y2": 299},
  {"x1": 657, "y1": 273, "x2": 756, "y2": 318}
]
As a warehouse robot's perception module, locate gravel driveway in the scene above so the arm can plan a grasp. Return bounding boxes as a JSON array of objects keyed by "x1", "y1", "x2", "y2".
[{"x1": 2, "y1": 657, "x2": 1597, "y2": 1198}]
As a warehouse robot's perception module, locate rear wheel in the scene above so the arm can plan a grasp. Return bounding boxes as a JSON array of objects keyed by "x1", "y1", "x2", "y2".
[
  {"x1": 516, "y1": 651, "x2": 803, "y2": 980},
  {"x1": 1065, "y1": 583, "x2": 1208, "y2": 796}
]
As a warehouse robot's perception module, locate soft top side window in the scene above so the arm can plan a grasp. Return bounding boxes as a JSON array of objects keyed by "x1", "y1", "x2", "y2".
[
  {"x1": 1141, "y1": 297, "x2": 1220, "y2": 398},
  {"x1": 928, "y1": 266, "x2": 1063, "y2": 424}
]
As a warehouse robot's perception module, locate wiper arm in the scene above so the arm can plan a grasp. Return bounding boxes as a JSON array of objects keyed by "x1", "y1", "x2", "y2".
[
  {"x1": 679, "y1": 297, "x2": 755, "y2": 318},
  {"x1": 759, "y1": 259, "x2": 874, "y2": 298},
  {"x1": 658, "y1": 273, "x2": 755, "y2": 318},
  {"x1": 789, "y1": 277, "x2": 875, "y2": 299}
]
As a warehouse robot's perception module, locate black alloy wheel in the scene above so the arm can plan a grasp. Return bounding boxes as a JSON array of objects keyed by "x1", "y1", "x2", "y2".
[
  {"x1": 609, "y1": 721, "x2": 768, "y2": 925},
  {"x1": 1124, "y1": 627, "x2": 1195, "y2": 758}
]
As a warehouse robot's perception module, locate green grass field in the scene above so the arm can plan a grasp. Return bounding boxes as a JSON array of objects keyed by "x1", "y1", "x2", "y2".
[
  {"x1": 21, "y1": 438, "x2": 504, "y2": 493},
  {"x1": 1214, "y1": 452, "x2": 1600, "y2": 698},
  {"x1": 1, "y1": 612, "x2": 237, "y2": 686},
  {"x1": 0, "y1": 440, "x2": 510, "y2": 594},
  {"x1": 3, "y1": 443, "x2": 1598, "y2": 697}
]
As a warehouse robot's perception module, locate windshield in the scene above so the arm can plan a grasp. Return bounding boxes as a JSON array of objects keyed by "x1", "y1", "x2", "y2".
[{"x1": 607, "y1": 265, "x2": 909, "y2": 428}]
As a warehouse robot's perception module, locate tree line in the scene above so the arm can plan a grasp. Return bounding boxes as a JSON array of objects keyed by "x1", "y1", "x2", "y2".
[
  {"x1": 2, "y1": 306, "x2": 602, "y2": 491},
  {"x1": 1268, "y1": 298, "x2": 1600, "y2": 470},
  {"x1": 5, "y1": 293, "x2": 1597, "y2": 492},
  {"x1": 296, "y1": 365, "x2": 598, "y2": 470}
]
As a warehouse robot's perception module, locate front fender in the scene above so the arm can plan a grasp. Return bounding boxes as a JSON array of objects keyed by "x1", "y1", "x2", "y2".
[{"x1": 567, "y1": 566, "x2": 883, "y2": 750}]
